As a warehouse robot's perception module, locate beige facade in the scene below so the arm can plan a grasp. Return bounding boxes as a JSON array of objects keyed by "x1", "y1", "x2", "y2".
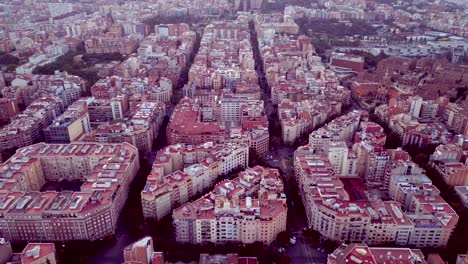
[
  {"x1": 141, "y1": 142, "x2": 249, "y2": 220},
  {"x1": 173, "y1": 166, "x2": 287, "y2": 245},
  {"x1": 0, "y1": 142, "x2": 140, "y2": 242},
  {"x1": 44, "y1": 99, "x2": 91, "y2": 144},
  {"x1": 295, "y1": 145, "x2": 458, "y2": 248}
]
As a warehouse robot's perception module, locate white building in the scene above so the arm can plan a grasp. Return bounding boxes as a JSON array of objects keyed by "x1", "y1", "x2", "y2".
[
  {"x1": 409, "y1": 96, "x2": 423, "y2": 118},
  {"x1": 326, "y1": 141, "x2": 349, "y2": 176}
]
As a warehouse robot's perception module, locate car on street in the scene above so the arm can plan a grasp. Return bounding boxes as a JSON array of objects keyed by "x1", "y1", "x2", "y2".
[{"x1": 289, "y1": 237, "x2": 297, "y2": 245}]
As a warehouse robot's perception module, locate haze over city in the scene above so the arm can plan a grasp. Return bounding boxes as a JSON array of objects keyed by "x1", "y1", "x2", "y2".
[{"x1": 0, "y1": 0, "x2": 467, "y2": 263}]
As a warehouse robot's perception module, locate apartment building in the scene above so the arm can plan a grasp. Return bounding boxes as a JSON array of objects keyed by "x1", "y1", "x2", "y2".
[
  {"x1": 220, "y1": 94, "x2": 265, "y2": 123},
  {"x1": 431, "y1": 161, "x2": 468, "y2": 186},
  {"x1": 305, "y1": 111, "x2": 364, "y2": 176},
  {"x1": 309, "y1": 111, "x2": 363, "y2": 150},
  {"x1": 0, "y1": 142, "x2": 140, "y2": 241},
  {"x1": 375, "y1": 102, "x2": 453, "y2": 148},
  {"x1": 181, "y1": 89, "x2": 269, "y2": 156},
  {"x1": 325, "y1": 141, "x2": 350, "y2": 176},
  {"x1": 199, "y1": 254, "x2": 258, "y2": 264},
  {"x1": 384, "y1": 157, "x2": 424, "y2": 189},
  {"x1": 279, "y1": 99, "x2": 341, "y2": 145},
  {"x1": 220, "y1": 95, "x2": 249, "y2": 125},
  {"x1": 457, "y1": 254, "x2": 468, "y2": 264},
  {"x1": 44, "y1": 99, "x2": 91, "y2": 143},
  {"x1": 141, "y1": 142, "x2": 249, "y2": 220},
  {"x1": 81, "y1": 101, "x2": 165, "y2": 152},
  {"x1": 0, "y1": 98, "x2": 19, "y2": 126},
  {"x1": 354, "y1": 142, "x2": 389, "y2": 187},
  {"x1": 427, "y1": 144, "x2": 468, "y2": 186},
  {"x1": 430, "y1": 144, "x2": 463, "y2": 162},
  {"x1": 295, "y1": 146, "x2": 458, "y2": 247},
  {"x1": 11, "y1": 72, "x2": 85, "y2": 106},
  {"x1": 91, "y1": 76, "x2": 173, "y2": 104},
  {"x1": 85, "y1": 34, "x2": 139, "y2": 55},
  {"x1": 0, "y1": 96, "x2": 64, "y2": 152},
  {"x1": 123, "y1": 236, "x2": 156, "y2": 264},
  {"x1": 241, "y1": 101, "x2": 268, "y2": 130},
  {"x1": 86, "y1": 96, "x2": 129, "y2": 125},
  {"x1": 154, "y1": 23, "x2": 191, "y2": 38},
  {"x1": 1, "y1": 85, "x2": 39, "y2": 109},
  {"x1": 249, "y1": 126, "x2": 269, "y2": 155},
  {"x1": 444, "y1": 103, "x2": 468, "y2": 136},
  {"x1": 455, "y1": 186, "x2": 468, "y2": 208},
  {"x1": 166, "y1": 97, "x2": 226, "y2": 145},
  {"x1": 173, "y1": 166, "x2": 287, "y2": 245}
]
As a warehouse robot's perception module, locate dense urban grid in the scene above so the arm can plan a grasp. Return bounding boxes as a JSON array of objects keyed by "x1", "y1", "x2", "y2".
[{"x1": 0, "y1": 0, "x2": 467, "y2": 263}]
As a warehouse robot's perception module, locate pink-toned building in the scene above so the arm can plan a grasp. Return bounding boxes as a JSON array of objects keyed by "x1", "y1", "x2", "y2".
[
  {"x1": 86, "y1": 96, "x2": 129, "y2": 124},
  {"x1": 20, "y1": 243, "x2": 57, "y2": 264},
  {"x1": 141, "y1": 142, "x2": 249, "y2": 220},
  {"x1": 0, "y1": 96, "x2": 64, "y2": 152},
  {"x1": 279, "y1": 99, "x2": 341, "y2": 144},
  {"x1": 328, "y1": 243, "x2": 427, "y2": 264},
  {"x1": 85, "y1": 34, "x2": 139, "y2": 55},
  {"x1": 309, "y1": 111, "x2": 363, "y2": 149},
  {"x1": 123, "y1": 236, "x2": 159, "y2": 264},
  {"x1": 91, "y1": 76, "x2": 173, "y2": 104},
  {"x1": 0, "y1": 98, "x2": 19, "y2": 126},
  {"x1": 44, "y1": 99, "x2": 91, "y2": 144},
  {"x1": 167, "y1": 97, "x2": 269, "y2": 155},
  {"x1": 330, "y1": 52, "x2": 365, "y2": 72},
  {"x1": 354, "y1": 122, "x2": 387, "y2": 145},
  {"x1": 154, "y1": 23, "x2": 191, "y2": 38},
  {"x1": 173, "y1": 166, "x2": 287, "y2": 245},
  {"x1": 0, "y1": 142, "x2": 140, "y2": 242},
  {"x1": 427, "y1": 253, "x2": 447, "y2": 264},
  {"x1": 166, "y1": 97, "x2": 226, "y2": 145},
  {"x1": 296, "y1": 138, "x2": 458, "y2": 247},
  {"x1": 11, "y1": 72, "x2": 85, "y2": 107},
  {"x1": 81, "y1": 101, "x2": 165, "y2": 152},
  {"x1": 431, "y1": 161, "x2": 468, "y2": 186}
]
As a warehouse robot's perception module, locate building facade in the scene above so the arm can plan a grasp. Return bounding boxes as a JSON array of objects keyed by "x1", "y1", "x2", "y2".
[
  {"x1": 173, "y1": 166, "x2": 287, "y2": 245},
  {"x1": 141, "y1": 142, "x2": 249, "y2": 220},
  {"x1": 0, "y1": 142, "x2": 140, "y2": 241}
]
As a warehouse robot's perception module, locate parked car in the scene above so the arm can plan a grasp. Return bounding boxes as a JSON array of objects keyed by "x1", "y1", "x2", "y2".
[{"x1": 289, "y1": 237, "x2": 297, "y2": 245}]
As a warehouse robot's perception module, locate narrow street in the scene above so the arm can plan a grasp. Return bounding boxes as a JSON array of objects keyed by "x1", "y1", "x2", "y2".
[
  {"x1": 57, "y1": 19, "x2": 334, "y2": 264},
  {"x1": 56, "y1": 32, "x2": 203, "y2": 264},
  {"x1": 249, "y1": 21, "x2": 328, "y2": 264}
]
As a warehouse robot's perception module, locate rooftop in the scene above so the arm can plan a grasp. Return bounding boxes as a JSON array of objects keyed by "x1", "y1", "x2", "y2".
[{"x1": 21, "y1": 243, "x2": 55, "y2": 264}]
